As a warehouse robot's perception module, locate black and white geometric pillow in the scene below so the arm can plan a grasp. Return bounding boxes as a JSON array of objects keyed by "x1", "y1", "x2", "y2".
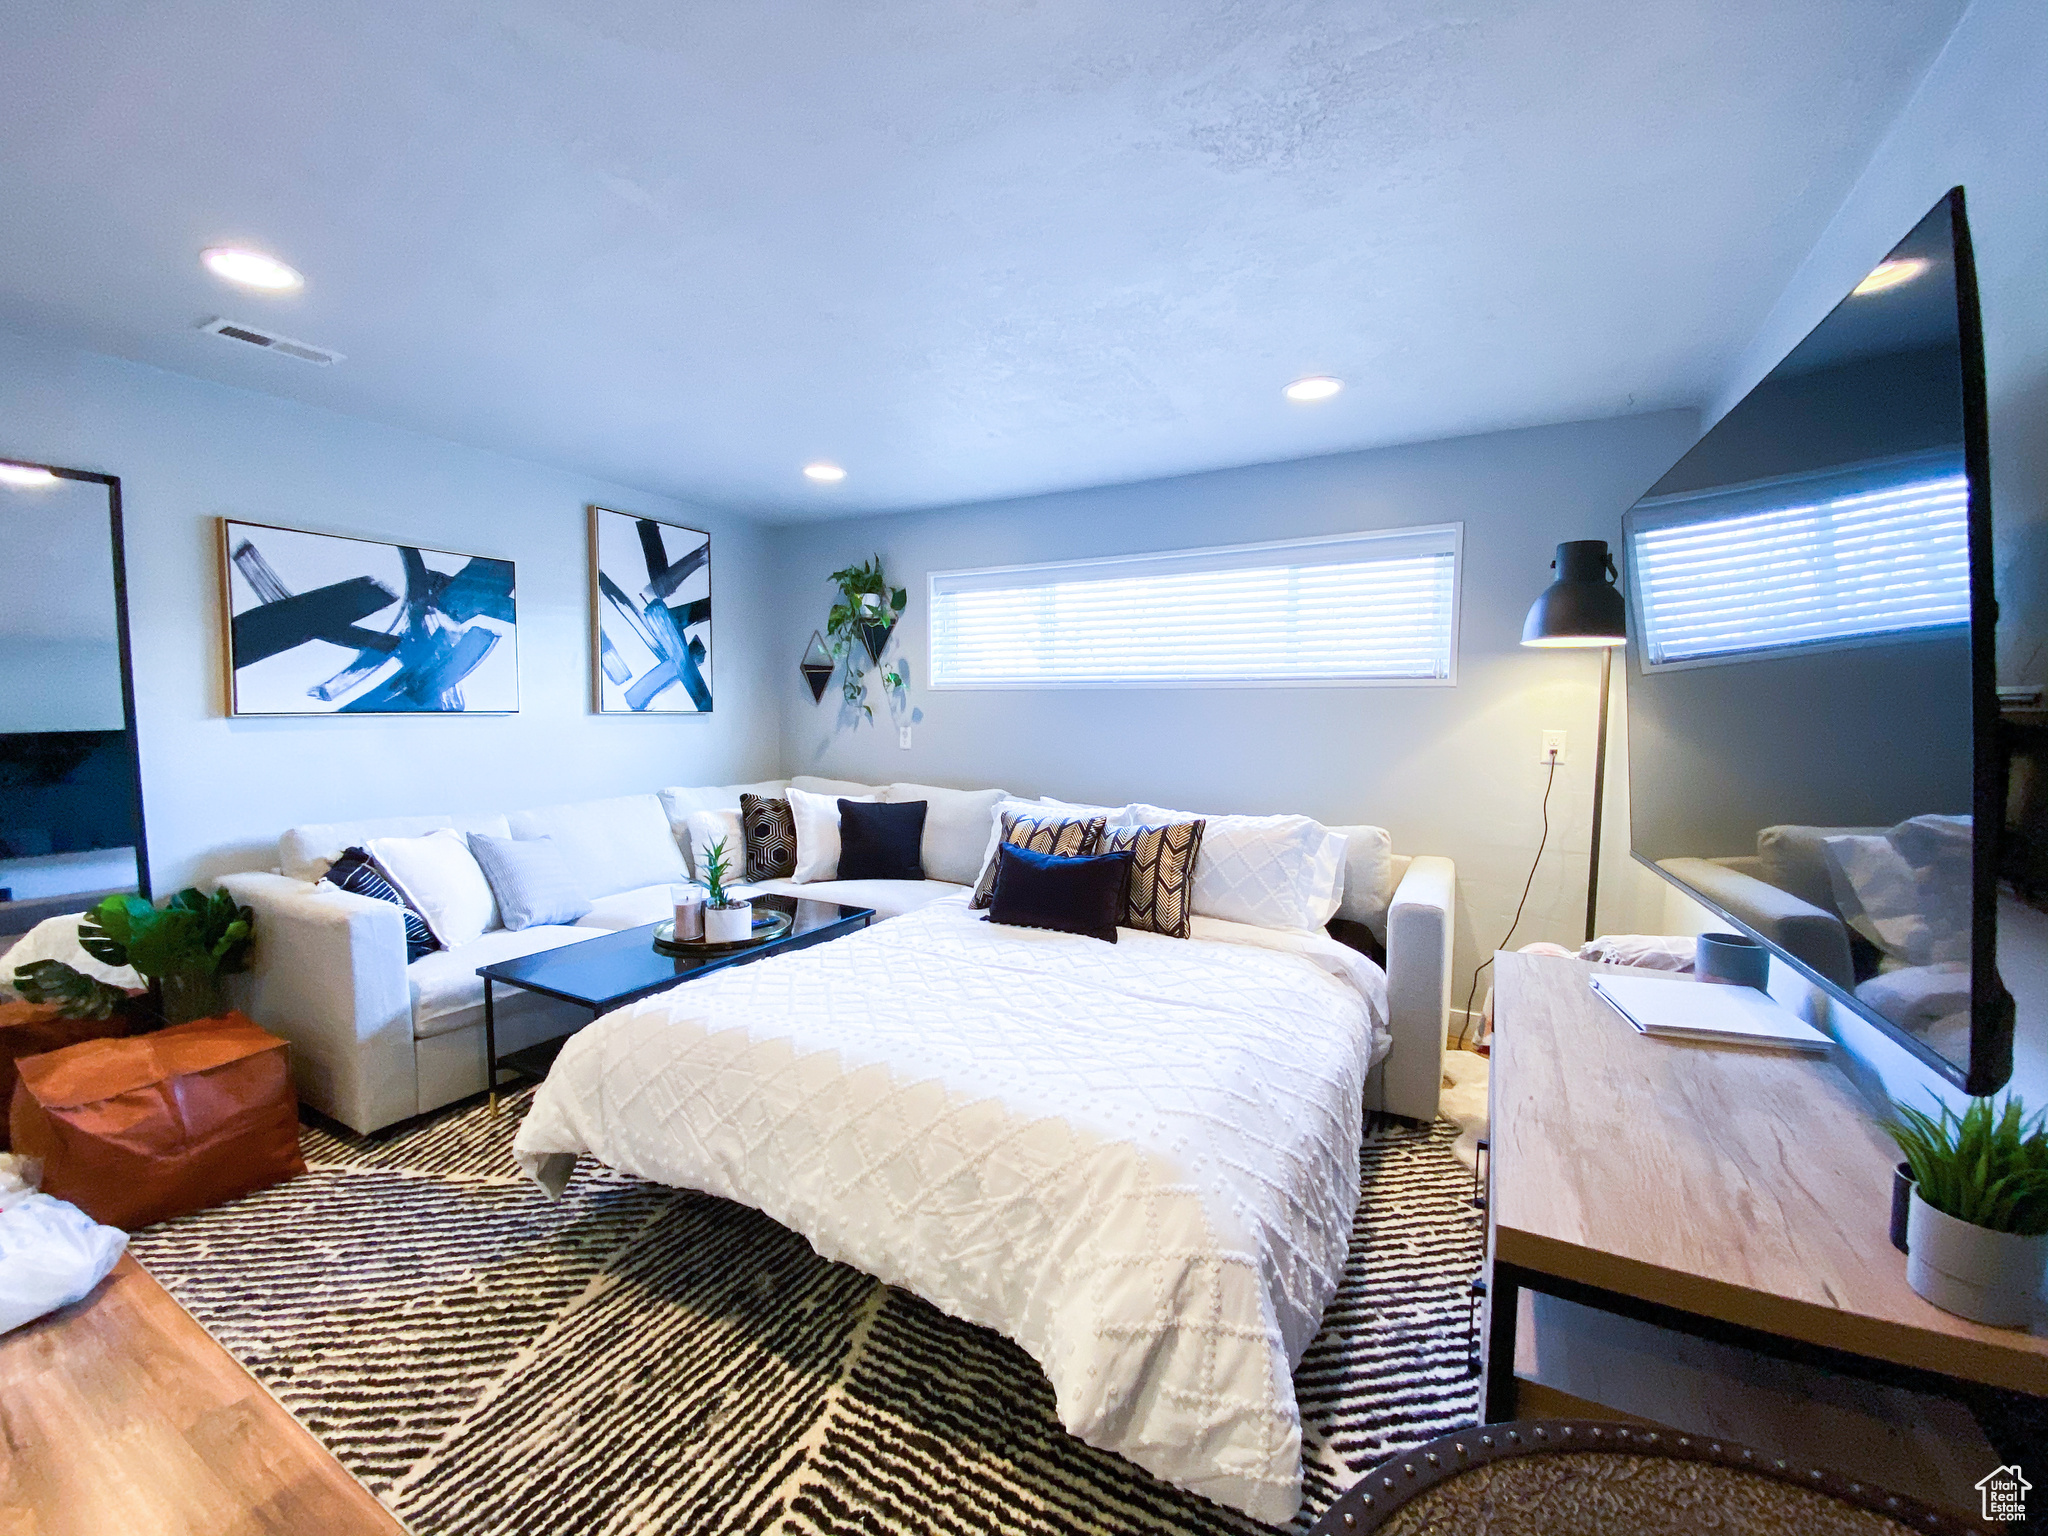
[
  {"x1": 1101, "y1": 820, "x2": 1205, "y2": 938},
  {"x1": 323, "y1": 846, "x2": 441, "y2": 962},
  {"x1": 969, "y1": 813, "x2": 1105, "y2": 909},
  {"x1": 740, "y1": 794, "x2": 798, "y2": 881}
]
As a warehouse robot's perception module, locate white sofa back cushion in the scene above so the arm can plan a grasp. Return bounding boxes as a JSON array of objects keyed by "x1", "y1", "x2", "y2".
[
  {"x1": 884, "y1": 783, "x2": 1011, "y2": 886},
  {"x1": 1327, "y1": 824, "x2": 1395, "y2": 928},
  {"x1": 368, "y1": 828, "x2": 501, "y2": 947},
  {"x1": 1121, "y1": 803, "x2": 1347, "y2": 932},
  {"x1": 280, "y1": 812, "x2": 511, "y2": 884},
  {"x1": 657, "y1": 781, "x2": 791, "y2": 876},
  {"x1": 682, "y1": 809, "x2": 744, "y2": 884},
  {"x1": 507, "y1": 794, "x2": 687, "y2": 899}
]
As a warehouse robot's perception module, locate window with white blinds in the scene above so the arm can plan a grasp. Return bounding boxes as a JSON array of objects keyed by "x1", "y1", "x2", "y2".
[
  {"x1": 1627, "y1": 452, "x2": 1971, "y2": 668},
  {"x1": 927, "y1": 525, "x2": 1461, "y2": 688}
]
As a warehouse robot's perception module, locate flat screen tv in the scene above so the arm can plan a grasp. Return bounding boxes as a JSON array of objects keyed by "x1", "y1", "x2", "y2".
[{"x1": 1623, "y1": 187, "x2": 2016, "y2": 1094}]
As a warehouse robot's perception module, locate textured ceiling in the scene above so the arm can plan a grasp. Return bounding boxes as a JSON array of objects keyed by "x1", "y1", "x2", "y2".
[{"x1": 0, "y1": 1, "x2": 1967, "y2": 519}]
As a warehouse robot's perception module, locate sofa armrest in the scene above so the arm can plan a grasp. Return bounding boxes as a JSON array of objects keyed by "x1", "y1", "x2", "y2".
[
  {"x1": 1379, "y1": 855, "x2": 1454, "y2": 1123},
  {"x1": 1658, "y1": 858, "x2": 1855, "y2": 990},
  {"x1": 216, "y1": 872, "x2": 418, "y2": 1134}
]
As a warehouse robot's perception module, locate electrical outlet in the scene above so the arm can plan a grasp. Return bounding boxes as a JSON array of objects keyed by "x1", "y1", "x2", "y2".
[
  {"x1": 1541, "y1": 730, "x2": 1567, "y2": 764},
  {"x1": 899, "y1": 725, "x2": 913, "y2": 750}
]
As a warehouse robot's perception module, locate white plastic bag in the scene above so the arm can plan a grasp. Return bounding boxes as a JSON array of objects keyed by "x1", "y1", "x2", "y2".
[{"x1": 0, "y1": 1160, "x2": 127, "y2": 1334}]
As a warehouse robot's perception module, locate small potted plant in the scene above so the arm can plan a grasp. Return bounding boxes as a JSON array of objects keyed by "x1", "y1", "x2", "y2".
[
  {"x1": 1887, "y1": 1094, "x2": 2048, "y2": 1327},
  {"x1": 78, "y1": 887, "x2": 256, "y2": 1026},
  {"x1": 695, "y1": 837, "x2": 753, "y2": 944}
]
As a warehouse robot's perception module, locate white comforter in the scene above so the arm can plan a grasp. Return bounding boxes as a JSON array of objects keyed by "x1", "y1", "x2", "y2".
[{"x1": 513, "y1": 894, "x2": 1389, "y2": 1523}]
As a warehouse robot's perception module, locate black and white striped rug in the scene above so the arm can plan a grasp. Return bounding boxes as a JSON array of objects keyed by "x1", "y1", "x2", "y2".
[{"x1": 130, "y1": 1095, "x2": 1483, "y2": 1535}]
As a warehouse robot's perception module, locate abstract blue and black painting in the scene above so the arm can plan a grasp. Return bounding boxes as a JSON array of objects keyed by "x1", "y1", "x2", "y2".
[
  {"x1": 222, "y1": 520, "x2": 518, "y2": 715},
  {"x1": 589, "y1": 506, "x2": 712, "y2": 713}
]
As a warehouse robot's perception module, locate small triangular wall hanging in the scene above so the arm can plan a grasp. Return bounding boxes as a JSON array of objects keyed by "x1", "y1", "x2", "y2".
[{"x1": 800, "y1": 631, "x2": 834, "y2": 703}]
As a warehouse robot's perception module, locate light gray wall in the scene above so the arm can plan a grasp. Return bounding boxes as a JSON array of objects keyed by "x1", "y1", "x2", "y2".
[
  {"x1": 1701, "y1": 0, "x2": 2047, "y2": 1109},
  {"x1": 774, "y1": 410, "x2": 1699, "y2": 1011},
  {"x1": 0, "y1": 327, "x2": 781, "y2": 892}
]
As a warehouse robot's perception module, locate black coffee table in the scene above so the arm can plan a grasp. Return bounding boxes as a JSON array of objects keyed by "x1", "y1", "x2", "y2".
[{"x1": 477, "y1": 892, "x2": 874, "y2": 1112}]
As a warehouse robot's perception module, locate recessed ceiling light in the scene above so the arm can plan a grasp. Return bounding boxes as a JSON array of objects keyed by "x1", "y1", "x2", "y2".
[
  {"x1": 1852, "y1": 257, "x2": 1929, "y2": 297},
  {"x1": 0, "y1": 462, "x2": 58, "y2": 488},
  {"x1": 201, "y1": 247, "x2": 305, "y2": 292},
  {"x1": 1283, "y1": 375, "x2": 1343, "y2": 403},
  {"x1": 803, "y1": 462, "x2": 847, "y2": 483}
]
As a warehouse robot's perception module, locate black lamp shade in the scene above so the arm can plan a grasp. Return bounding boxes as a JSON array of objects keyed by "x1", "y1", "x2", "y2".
[{"x1": 1522, "y1": 539, "x2": 1626, "y2": 647}]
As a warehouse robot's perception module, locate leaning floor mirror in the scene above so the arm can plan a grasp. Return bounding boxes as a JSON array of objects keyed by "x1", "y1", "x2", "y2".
[{"x1": 0, "y1": 460, "x2": 148, "y2": 934}]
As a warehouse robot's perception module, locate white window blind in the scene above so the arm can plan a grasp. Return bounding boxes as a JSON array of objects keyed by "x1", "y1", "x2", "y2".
[
  {"x1": 1628, "y1": 452, "x2": 1970, "y2": 668},
  {"x1": 927, "y1": 525, "x2": 1461, "y2": 688}
]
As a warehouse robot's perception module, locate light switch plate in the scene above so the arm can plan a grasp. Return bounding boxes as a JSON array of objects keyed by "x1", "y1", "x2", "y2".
[{"x1": 1542, "y1": 730, "x2": 1567, "y2": 764}]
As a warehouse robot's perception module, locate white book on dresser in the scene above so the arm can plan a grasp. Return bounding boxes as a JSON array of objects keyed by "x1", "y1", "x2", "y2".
[{"x1": 1590, "y1": 972, "x2": 1832, "y2": 1053}]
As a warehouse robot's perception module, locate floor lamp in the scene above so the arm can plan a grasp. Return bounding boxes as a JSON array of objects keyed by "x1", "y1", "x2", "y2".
[{"x1": 1521, "y1": 539, "x2": 1628, "y2": 943}]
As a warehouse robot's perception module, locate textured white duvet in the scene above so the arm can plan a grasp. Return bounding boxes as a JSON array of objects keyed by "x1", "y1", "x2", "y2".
[{"x1": 513, "y1": 894, "x2": 1389, "y2": 1522}]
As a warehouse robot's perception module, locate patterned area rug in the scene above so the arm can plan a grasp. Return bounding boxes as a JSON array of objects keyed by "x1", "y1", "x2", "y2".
[{"x1": 130, "y1": 1095, "x2": 1483, "y2": 1535}]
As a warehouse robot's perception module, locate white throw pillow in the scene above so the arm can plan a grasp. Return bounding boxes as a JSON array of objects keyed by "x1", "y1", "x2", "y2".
[
  {"x1": 367, "y1": 828, "x2": 500, "y2": 947},
  {"x1": 789, "y1": 774, "x2": 886, "y2": 798},
  {"x1": 1823, "y1": 814, "x2": 1972, "y2": 966},
  {"x1": 885, "y1": 783, "x2": 1011, "y2": 886},
  {"x1": 682, "y1": 808, "x2": 745, "y2": 887},
  {"x1": 787, "y1": 786, "x2": 879, "y2": 883},
  {"x1": 1039, "y1": 794, "x2": 1129, "y2": 820},
  {"x1": 1326, "y1": 824, "x2": 1394, "y2": 925},
  {"x1": 1121, "y1": 803, "x2": 1348, "y2": 931}
]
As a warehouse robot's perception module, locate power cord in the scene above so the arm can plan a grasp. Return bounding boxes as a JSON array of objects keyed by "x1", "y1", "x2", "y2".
[{"x1": 1455, "y1": 750, "x2": 1559, "y2": 1050}]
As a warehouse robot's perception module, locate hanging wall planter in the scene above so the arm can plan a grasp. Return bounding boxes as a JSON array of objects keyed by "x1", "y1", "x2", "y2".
[
  {"x1": 800, "y1": 631, "x2": 834, "y2": 703},
  {"x1": 825, "y1": 556, "x2": 908, "y2": 721}
]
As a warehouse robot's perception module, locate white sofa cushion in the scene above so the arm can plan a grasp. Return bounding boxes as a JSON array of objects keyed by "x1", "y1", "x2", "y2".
[
  {"x1": 1328, "y1": 824, "x2": 1396, "y2": 927},
  {"x1": 467, "y1": 832, "x2": 592, "y2": 930},
  {"x1": 657, "y1": 781, "x2": 791, "y2": 875},
  {"x1": 507, "y1": 793, "x2": 687, "y2": 899},
  {"x1": 788, "y1": 786, "x2": 878, "y2": 883},
  {"x1": 280, "y1": 812, "x2": 510, "y2": 884},
  {"x1": 577, "y1": 882, "x2": 677, "y2": 932},
  {"x1": 789, "y1": 775, "x2": 886, "y2": 797},
  {"x1": 408, "y1": 924, "x2": 603, "y2": 1036},
  {"x1": 368, "y1": 828, "x2": 501, "y2": 947},
  {"x1": 883, "y1": 783, "x2": 1011, "y2": 886},
  {"x1": 743, "y1": 877, "x2": 961, "y2": 920},
  {"x1": 1121, "y1": 804, "x2": 1347, "y2": 931}
]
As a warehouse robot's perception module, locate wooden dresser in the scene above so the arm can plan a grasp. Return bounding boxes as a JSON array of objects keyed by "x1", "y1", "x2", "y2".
[{"x1": 1485, "y1": 951, "x2": 2048, "y2": 1423}]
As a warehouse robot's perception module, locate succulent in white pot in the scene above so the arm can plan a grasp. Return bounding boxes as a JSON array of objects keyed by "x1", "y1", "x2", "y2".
[
  {"x1": 695, "y1": 836, "x2": 753, "y2": 945},
  {"x1": 1887, "y1": 1094, "x2": 2048, "y2": 1327}
]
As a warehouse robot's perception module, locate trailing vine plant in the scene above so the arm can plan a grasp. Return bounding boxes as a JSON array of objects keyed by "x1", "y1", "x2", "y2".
[{"x1": 825, "y1": 556, "x2": 908, "y2": 721}]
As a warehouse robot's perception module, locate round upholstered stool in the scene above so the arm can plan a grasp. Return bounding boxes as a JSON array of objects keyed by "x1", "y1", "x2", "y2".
[{"x1": 1312, "y1": 1421, "x2": 1981, "y2": 1535}]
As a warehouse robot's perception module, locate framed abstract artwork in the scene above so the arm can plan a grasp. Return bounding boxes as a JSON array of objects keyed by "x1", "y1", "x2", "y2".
[
  {"x1": 220, "y1": 519, "x2": 518, "y2": 715},
  {"x1": 589, "y1": 506, "x2": 712, "y2": 713}
]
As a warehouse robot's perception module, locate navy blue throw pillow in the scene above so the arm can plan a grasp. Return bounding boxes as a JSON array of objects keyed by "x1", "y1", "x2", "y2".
[
  {"x1": 837, "y1": 798, "x2": 927, "y2": 881},
  {"x1": 323, "y1": 845, "x2": 441, "y2": 962},
  {"x1": 987, "y1": 842, "x2": 1134, "y2": 943}
]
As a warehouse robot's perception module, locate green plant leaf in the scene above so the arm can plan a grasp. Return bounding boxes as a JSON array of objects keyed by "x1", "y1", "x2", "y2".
[
  {"x1": 11, "y1": 959, "x2": 130, "y2": 1020},
  {"x1": 1886, "y1": 1092, "x2": 2048, "y2": 1236}
]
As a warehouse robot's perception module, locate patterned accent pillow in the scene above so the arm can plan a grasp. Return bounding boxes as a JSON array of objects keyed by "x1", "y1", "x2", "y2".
[
  {"x1": 969, "y1": 812, "x2": 1105, "y2": 910},
  {"x1": 1102, "y1": 819, "x2": 1205, "y2": 938},
  {"x1": 740, "y1": 794, "x2": 798, "y2": 881},
  {"x1": 322, "y1": 846, "x2": 440, "y2": 962}
]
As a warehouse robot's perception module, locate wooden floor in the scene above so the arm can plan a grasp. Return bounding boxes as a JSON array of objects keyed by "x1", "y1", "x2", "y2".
[{"x1": 0, "y1": 1253, "x2": 406, "y2": 1536}]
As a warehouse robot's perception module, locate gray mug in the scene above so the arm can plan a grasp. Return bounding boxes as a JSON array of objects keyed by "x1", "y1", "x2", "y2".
[{"x1": 1696, "y1": 931, "x2": 1770, "y2": 989}]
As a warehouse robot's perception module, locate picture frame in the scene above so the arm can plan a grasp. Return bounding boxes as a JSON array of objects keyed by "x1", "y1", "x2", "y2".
[
  {"x1": 589, "y1": 506, "x2": 713, "y2": 714},
  {"x1": 219, "y1": 518, "x2": 519, "y2": 716}
]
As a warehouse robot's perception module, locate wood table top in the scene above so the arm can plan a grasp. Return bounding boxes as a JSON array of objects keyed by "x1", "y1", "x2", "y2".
[{"x1": 1491, "y1": 952, "x2": 2048, "y2": 1396}]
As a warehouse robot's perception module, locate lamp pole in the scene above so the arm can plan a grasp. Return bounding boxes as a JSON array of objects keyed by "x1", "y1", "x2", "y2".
[{"x1": 1585, "y1": 645, "x2": 1611, "y2": 944}]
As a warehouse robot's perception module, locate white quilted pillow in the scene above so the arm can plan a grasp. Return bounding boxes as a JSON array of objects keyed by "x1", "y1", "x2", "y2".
[{"x1": 1120, "y1": 803, "x2": 1348, "y2": 931}]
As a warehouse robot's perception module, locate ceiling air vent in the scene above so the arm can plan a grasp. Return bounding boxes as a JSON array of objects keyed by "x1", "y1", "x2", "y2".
[{"x1": 200, "y1": 317, "x2": 343, "y2": 366}]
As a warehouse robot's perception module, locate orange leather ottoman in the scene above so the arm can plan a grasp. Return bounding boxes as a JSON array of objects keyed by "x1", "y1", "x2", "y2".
[
  {"x1": 9, "y1": 1013, "x2": 307, "y2": 1230},
  {"x1": 0, "y1": 1000, "x2": 136, "y2": 1151}
]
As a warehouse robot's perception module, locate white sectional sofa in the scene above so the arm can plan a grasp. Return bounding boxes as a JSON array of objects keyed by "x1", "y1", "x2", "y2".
[{"x1": 219, "y1": 775, "x2": 1455, "y2": 1135}]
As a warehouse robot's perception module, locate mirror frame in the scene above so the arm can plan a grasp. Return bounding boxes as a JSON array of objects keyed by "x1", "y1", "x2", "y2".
[{"x1": 1, "y1": 460, "x2": 150, "y2": 916}]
